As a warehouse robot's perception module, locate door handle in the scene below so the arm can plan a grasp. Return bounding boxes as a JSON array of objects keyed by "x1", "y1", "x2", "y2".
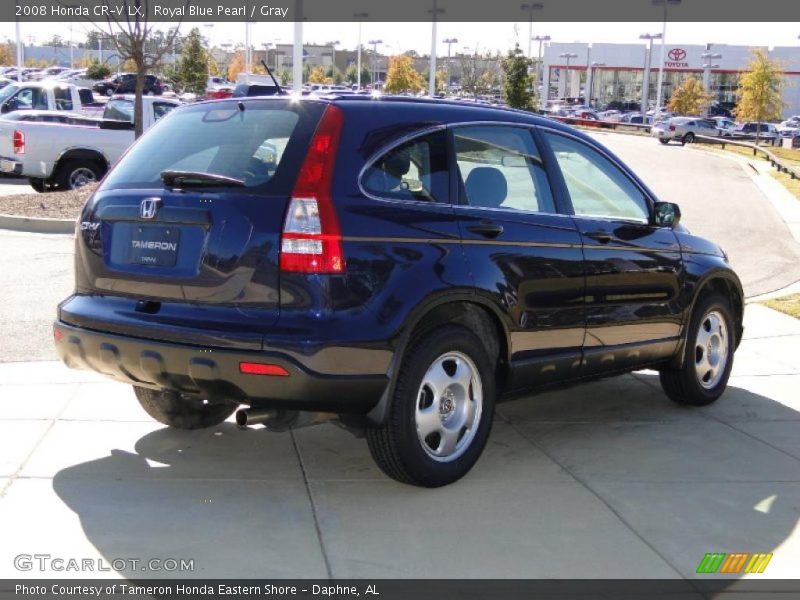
[
  {"x1": 467, "y1": 222, "x2": 504, "y2": 239},
  {"x1": 585, "y1": 230, "x2": 613, "y2": 243}
]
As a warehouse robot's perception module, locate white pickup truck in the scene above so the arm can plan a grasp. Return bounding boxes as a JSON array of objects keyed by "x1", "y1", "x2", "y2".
[
  {"x1": 0, "y1": 95, "x2": 180, "y2": 192},
  {"x1": 0, "y1": 81, "x2": 100, "y2": 116}
]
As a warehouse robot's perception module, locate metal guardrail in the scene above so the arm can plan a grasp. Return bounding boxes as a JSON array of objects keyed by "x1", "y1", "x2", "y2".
[{"x1": 692, "y1": 134, "x2": 800, "y2": 180}]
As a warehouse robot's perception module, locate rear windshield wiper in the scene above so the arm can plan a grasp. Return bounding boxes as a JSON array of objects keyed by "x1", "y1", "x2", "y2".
[{"x1": 161, "y1": 170, "x2": 246, "y2": 188}]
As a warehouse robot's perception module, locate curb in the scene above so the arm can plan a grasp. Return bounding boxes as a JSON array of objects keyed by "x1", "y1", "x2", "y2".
[{"x1": 0, "y1": 213, "x2": 75, "y2": 235}]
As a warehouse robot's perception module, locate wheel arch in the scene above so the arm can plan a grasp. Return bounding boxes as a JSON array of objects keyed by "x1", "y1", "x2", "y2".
[
  {"x1": 53, "y1": 146, "x2": 110, "y2": 180},
  {"x1": 365, "y1": 293, "x2": 511, "y2": 426}
]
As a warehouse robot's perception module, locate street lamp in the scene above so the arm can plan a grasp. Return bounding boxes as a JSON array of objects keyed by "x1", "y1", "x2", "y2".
[
  {"x1": 587, "y1": 61, "x2": 605, "y2": 108},
  {"x1": 701, "y1": 51, "x2": 722, "y2": 91},
  {"x1": 520, "y1": 3, "x2": 544, "y2": 59},
  {"x1": 653, "y1": 0, "x2": 682, "y2": 114},
  {"x1": 326, "y1": 40, "x2": 340, "y2": 75},
  {"x1": 532, "y1": 34, "x2": 550, "y2": 97},
  {"x1": 559, "y1": 52, "x2": 577, "y2": 101},
  {"x1": 354, "y1": 12, "x2": 368, "y2": 89},
  {"x1": 443, "y1": 37, "x2": 458, "y2": 93},
  {"x1": 368, "y1": 39, "x2": 383, "y2": 88},
  {"x1": 640, "y1": 33, "x2": 662, "y2": 117}
]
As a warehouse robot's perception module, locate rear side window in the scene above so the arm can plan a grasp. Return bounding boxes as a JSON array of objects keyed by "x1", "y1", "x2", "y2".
[
  {"x1": 101, "y1": 102, "x2": 321, "y2": 191},
  {"x1": 361, "y1": 130, "x2": 448, "y2": 202},
  {"x1": 54, "y1": 86, "x2": 73, "y2": 111},
  {"x1": 454, "y1": 125, "x2": 555, "y2": 213},
  {"x1": 104, "y1": 99, "x2": 133, "y2": 122},
  {"x1": 153, "y1": 101, "x2": 176, "y2": 121}
]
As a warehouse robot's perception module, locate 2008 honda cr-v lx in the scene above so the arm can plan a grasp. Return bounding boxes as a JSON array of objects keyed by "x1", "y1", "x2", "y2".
[{"x1": 55, "y1": 96, "x2": 744, "y2": 487}]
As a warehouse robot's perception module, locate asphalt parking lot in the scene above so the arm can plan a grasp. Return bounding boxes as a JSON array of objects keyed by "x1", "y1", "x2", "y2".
[{"x1": 1, "y1": 133, "x2": 800, "y2": 582}]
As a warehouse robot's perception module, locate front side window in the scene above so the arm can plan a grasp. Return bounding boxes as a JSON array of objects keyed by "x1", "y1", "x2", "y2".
[
  {"x1": 104, "y1": 99, "x2": 133, "y2": 122},
  {"x1": 454, "y1": 125, "x2": 555, "y2": 213},
  {"x1": 361, "y1": 130, "x2": 448, "y2": 202},
  {"x1": 153, "y1": 102, "x2": 176, "y2": 121},
  {"x1": 544, "y1": 132, "x2": 649, "y2": 221}
]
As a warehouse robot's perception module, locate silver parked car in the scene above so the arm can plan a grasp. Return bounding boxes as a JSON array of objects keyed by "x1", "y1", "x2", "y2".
[{"x1": 651, "y1": 117, "x2": 722, "y2": 145}]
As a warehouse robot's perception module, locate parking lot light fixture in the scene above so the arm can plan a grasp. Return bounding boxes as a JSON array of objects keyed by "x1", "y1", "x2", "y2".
[
  {"x1": 443, "y1": 37, "x2": 459, "y2": 93},
  {"x1": 532, "y1": 35, "x2": 551, "y2": 96},
  {"x1": 652, "y1": 0, "x2": 682, "y2": 113},
  {"x1": 368, "y1": 39, "x2": 383, "y2": 88},
  {"x1": 640, "y1": 33, "x2": 662, "y2": 117},
  {"x1": 354, "y1": 12, "x2": 369, "y2": 90},
  {"x1": 559, "y1": 52, "x2": 578, "y2": 101},
  {"x1": 520, "y1": 3, "x2": 544, "y2": 59}
]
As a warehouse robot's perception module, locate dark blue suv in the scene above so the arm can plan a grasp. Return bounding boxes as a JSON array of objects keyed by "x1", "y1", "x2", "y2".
[{"x1": 55, "y1": 96, "x2": 743, "y2": 487}]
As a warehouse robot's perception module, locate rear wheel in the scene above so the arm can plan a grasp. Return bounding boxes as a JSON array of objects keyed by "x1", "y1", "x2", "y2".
[
  {"x1": 134, "y1": 386, "x2": 237, "y2": 429},
  {"x1": 366, "y1": 325, "x2": 495, "y2": 487},
  {"x1": 683, "y1": 132, "x2": 696, "y2": 144},
  {"x1": 28, "y1": 178, "x2": 48, "y2": 193},
  {"x1": 56, "y1": 160, "x2": 102, "y2": 191},
  {"x1": 659, "y1": 293, "x2": 735, "y2": 406}
]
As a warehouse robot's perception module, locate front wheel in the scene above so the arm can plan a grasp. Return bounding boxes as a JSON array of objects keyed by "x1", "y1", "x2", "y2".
[
  {"x1": 134, "y1": 387, "x2": 237, "y2": 429},
  {"x1": 683, "y1": 132, "x2": 696, "y2": 144},
  {"x1": 659, "y1": 294, "x2": 735, "y2": 406},
  {"x1": 366, "y1": 325, "x2": 496, "y2": 487},
  {"x1": 659, "y1": 138, "x2": 669, "y2": 145}
]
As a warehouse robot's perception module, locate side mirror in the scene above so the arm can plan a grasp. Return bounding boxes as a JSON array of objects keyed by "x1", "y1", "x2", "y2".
[
  {"x1": 652, "y1": 201, "x2": 681, "y2": 228},
  {"x1": 0, "y1": 102, "x2": 8, "y2": 114}
]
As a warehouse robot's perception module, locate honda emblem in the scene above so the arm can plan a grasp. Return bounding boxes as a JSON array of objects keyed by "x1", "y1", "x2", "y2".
[{"x1": 140, "y1": 198, "x2": 161, "y2": 220}]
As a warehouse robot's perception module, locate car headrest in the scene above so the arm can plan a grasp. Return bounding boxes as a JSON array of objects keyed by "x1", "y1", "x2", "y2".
[
  {"x1": 383, "y1": 148, "x2": 411, "y2": 178},
  {"x1": 464, "y1": 167, "x2": 507, "y2": 208}
]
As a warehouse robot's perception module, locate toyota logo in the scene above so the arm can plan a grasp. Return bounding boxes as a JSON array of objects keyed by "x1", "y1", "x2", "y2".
[
  {"x1": 140, "y1": 198, "x2": 161, "y2": 220},
  {"x1": 668, "y1": 48, "x2": 687, "y2": 61}
]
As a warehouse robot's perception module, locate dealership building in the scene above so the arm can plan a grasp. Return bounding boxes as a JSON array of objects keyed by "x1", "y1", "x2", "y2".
[{"x1": 541, "y1": 42, "x2": 800, "y2": 117}]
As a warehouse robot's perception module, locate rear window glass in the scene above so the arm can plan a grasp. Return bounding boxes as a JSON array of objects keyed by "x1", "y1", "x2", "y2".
[{"x1": 101, "y1": 102, "x2": 318, "y2": 191}]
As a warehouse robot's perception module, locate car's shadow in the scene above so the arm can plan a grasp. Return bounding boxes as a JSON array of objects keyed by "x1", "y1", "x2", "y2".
[{"x1": 51, "y1": 374, "x2": 800, "y2": 587}]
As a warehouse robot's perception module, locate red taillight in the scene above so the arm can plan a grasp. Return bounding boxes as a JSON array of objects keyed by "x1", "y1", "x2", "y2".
[
  {"x1": 53, "y1": 327, "x2": 63, "y2": 342},
  {"x1": 668, "y1": 124, "x2": 676, "y2": 132},
  {"x1": 13, "y1": 130, "x2": 24, "y2": 154},
  {"x1": 239, "y1": 362, "x2": 289, "y2": 376},
  {"x1": 280, "y1": 105, "x2": 345, "y2": 274}
]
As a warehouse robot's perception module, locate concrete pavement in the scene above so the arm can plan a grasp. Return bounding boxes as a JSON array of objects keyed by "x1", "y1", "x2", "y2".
[{"x1": 1, "y1": 304, "x2": 800, "y2": 580}]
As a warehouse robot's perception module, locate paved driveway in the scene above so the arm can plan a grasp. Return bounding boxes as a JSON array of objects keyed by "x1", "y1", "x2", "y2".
[{"x1": 0, "y1": 305, "x2": 799, "y2": 580}]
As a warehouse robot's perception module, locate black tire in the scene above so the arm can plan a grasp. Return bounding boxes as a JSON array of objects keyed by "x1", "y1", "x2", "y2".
[
  {"x1": 659, "y1": 138, "x2": 669, "y2": 145},
  {"x1": 56, "y1": 160, "x2": 102, "y2": 191},
  {"x1": 133, "y1": 386, "x2": 237, "y2": 429},
  {"x1": 659, "y1": 293, "x2": 735, "y2": 406},
  {"x1": 28, "y1": 178, "x2": 47, "y2": 193},
  {"x1": 366, "y1": 324, "x2": 496, "y2": 487},
  {"x1": 683, "y1": 132, "x2": 695, "y2": 144}
]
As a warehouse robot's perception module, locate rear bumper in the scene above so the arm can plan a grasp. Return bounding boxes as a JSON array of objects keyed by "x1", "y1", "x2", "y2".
[
  {"x1": 0, "y1": 157, "x2": 22, "y2": 176},
  {"x1": 53, "y1": 321, "x2": 387, "y2": 414}
]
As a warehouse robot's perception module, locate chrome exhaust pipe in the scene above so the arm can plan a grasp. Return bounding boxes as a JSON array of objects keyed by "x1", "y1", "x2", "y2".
[{"x1": 235, "y1": 408, "x2": 277, "y2": 428}]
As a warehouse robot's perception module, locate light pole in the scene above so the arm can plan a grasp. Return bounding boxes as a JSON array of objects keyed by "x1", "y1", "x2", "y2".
[
  {"x1": 559, "y1": 52, "x2": 577, "y2": 101},
  {"x1": 532, "y1": 34, "x2": 550, "y2": 100},
  {"x1": 429, "y1": 1, "x2": 445, "y2": 96},
  {"x1": 14, "y1": 18, "x2": 22, "y2": 81},
  {"x1": 326, "y1": 40, "x2": 340, "y2": 76},
  {"x1": 368, "y1": 39, "x2": 382, "y2": 88},
  {"x1": 354, "y1": 12, "x2": 368, "y2": 89},
  {"x1": 520, "y1": 3, "x2": 544, "y2": 59},
  {"x1": 443, "y1": 37, "x2": 458, "y2": 93},
  {"x1": 274, "y1": 39, "x2": 281, "y2": 72},
  {"x1": 653, "y1": 0, "x2": 682, "y2": 114},
  {"x1": 640, "y1": 33, "x2": 661, "y2": 117},
  {"x1": 587, "y1": 61, "x2": 604, "y2": 108},
  {"x1": 701, "y1": 51, "x2": 722, "y2": 91},
  {"x1": 203, "y1": 24, "x2": 215, "y2": 76}
]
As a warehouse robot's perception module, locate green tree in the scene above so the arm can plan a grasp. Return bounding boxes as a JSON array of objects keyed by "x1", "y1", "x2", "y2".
[
  {"x1": 667, "y1": 75, "x2": 712, "y2": 116},
  {"x1": 176, "y1": 28, "x2": 208, "y2": 94},
  {"x1": 735, "y1": 49, "x2": 786, "y2": 144},
  {"x1": 86, "y1": 60, "x2": 112, "y2": 80},
  {"x1": 344, "y1": 63, "x2": 371, "y2": 86},
  {"x1": 501, "y1": 44, "x2": 534, "y2": 111},
  {"x1": 384, "y1": 55, "x2": 425, "y2": 94}
]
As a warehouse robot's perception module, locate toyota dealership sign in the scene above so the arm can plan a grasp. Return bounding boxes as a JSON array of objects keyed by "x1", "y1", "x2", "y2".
[{"x1": 665, "y1": 48, "x2": 689, "y2": 67}]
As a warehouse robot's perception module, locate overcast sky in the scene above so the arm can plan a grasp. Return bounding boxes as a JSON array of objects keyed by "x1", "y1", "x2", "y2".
[{"x1": 1, "y1": 21, "x2": 798, "y2": 55}]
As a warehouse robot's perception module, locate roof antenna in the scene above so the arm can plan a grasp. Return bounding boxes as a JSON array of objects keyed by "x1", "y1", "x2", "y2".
[{"x1": 261, "y1": 59, "x2": 287, "y2": 95}]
